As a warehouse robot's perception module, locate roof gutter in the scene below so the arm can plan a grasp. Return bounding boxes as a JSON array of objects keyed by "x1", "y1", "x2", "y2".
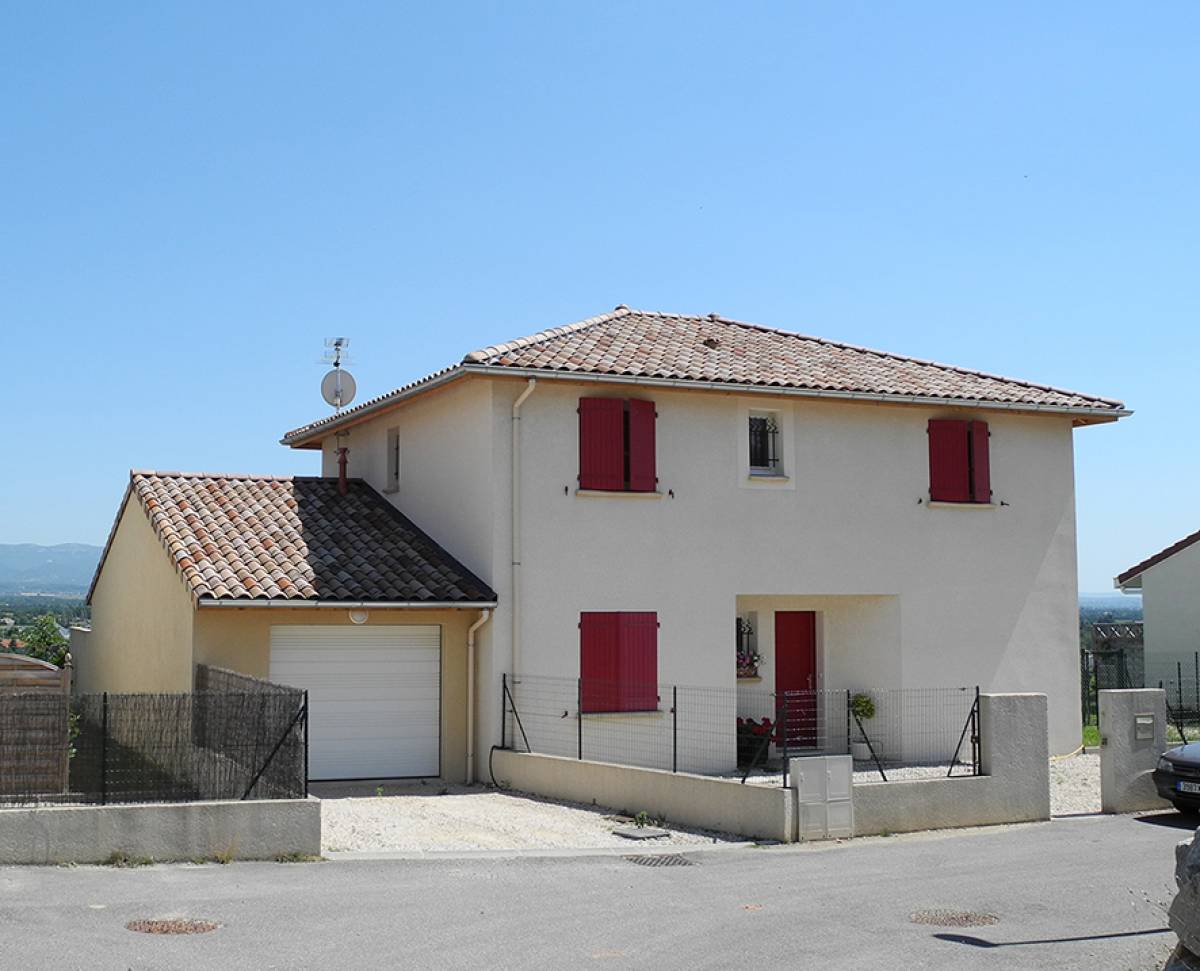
[
  {"x1": 282, "y1": 363, "x2": 1130, "y2": 447},
  {"x1": 196, "y1": 599, "x2": 498, "y2": 609},
  {"x1": 457, "y1": 365, "x2": 1132, "y2": 420}
]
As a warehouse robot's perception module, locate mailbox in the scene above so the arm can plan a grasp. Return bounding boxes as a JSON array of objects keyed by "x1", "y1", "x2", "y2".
[{"x1": 1135, "y1": 713, "x2": 1155, "y2": 741}]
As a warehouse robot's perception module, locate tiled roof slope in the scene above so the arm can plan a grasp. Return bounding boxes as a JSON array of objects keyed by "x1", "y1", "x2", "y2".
[
  {"x1": 88, "y1": 472, "x2": 496, "y2": 605},
  {"x1": 465, "y1": 308, "x2": 1124, "y2": 410},
  {"x1": 282, "y1": 307, "x2": 1126, "y2": 444},
  {"x1": 1116, "y1": 527, "x2": 1200, "y2": 587}
]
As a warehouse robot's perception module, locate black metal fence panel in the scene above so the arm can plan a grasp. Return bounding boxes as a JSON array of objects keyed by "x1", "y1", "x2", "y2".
[{"x1": 0, "y1": 669, "x2": 306, "y2": 806}]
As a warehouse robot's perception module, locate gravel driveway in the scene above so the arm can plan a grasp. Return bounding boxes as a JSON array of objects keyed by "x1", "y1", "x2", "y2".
[
  {"x1": 317, "y1": 782, "x2": 739, "y2": 854},
  {"x1": 1050, "y1": 752, "x2": 1100, "y2": 815}
]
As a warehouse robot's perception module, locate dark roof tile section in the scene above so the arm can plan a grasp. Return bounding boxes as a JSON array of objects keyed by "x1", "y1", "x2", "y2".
[
  {"x1": 283, "y1": 307, "x2": 1125, "y2": 444},
  {"x1": 108, "y1": 472, "x2": 496, "y2": 604},
  {"x1": 1116, "y1": 528, "x2": 1200, "y2": 587}
]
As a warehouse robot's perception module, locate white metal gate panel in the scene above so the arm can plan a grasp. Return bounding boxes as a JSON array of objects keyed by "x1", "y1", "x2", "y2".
[{"x1": 269, "y1": 625, "x2": 441, "y2": 780}]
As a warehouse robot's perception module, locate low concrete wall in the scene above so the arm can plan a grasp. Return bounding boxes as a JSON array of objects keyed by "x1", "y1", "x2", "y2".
[
  {"x1": 0, "y1": 797, "x2": 321, "y2": 865},
  {"x1": 1099, "y1": 688, "x2": 1170, "y2": 813},
  {"x1": 491, "y1": 749, "x2": 794, "y2": 842},
  {"x1": 852, "y1": 693, "x2": 1050, "y2": 836}
]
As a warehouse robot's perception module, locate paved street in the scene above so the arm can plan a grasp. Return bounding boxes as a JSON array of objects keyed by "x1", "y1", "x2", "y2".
[{"x1": 0, "y1": 813, "x2": 1190, "y2": 970}]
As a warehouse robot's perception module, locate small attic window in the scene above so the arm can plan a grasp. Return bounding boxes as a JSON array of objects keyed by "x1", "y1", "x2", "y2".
[{"x1": 702, "y1": 337, "x2": 720, "y2": 350}]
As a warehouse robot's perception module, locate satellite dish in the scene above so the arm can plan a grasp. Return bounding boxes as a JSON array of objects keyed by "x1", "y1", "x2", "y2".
[{"x1": 321, "y1": 368, "x2": 356, "y2": 409}]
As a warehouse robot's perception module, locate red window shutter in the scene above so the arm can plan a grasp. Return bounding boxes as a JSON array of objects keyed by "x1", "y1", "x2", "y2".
[
  {"x1": 617, "y1": 612, "x2": 659, "y2": 711},
  {"x1": 579, "y1": 398, "x2": 625, "y2": 491},
  {"x1": 627, "y1": 400, "x2": 657, "y2": 493},
  {"x1": 580, "y1": 612, "x2": 620, "y2": 713},
  {"x1": 969, "y1": 420, "x2": 991, "y2": 503},
  {"x1": 928, "y1": 419, "x2": 970, "y2": 502}
]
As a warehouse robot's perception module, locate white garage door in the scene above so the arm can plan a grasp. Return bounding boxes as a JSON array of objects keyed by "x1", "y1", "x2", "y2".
[{"x1": 269, "y1": 625, "x2": 441, "y2": 780}]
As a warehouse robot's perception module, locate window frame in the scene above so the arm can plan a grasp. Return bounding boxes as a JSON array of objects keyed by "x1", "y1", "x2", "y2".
[{"x1": 748, "y1": 410, "x2": 783, "y2": 476}]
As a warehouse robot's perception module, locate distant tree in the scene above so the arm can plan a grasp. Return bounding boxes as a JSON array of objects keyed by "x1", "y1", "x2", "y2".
[{"x1": 18, "y1": 614, "x2": 68, "y2": 667}]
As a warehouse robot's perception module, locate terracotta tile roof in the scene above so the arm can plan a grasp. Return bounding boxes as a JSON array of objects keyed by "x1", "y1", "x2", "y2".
[
  {"x1": 282, "y1": 307, "x2": 1127, "y2": 445},
  {"x1": 1116, "y1": 527, "x2": 1200, "y2": 587},
  {"x1": 88, "y1": 472, "x2": 496, "y2": 605}
]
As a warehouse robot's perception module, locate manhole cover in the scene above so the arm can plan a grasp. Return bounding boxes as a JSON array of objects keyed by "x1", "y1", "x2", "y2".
[
  {"x1": 909, "y1": 910, "x2": 998, "y2": 927},
  {"x1": 126, "y1": 918, "x2": 220, "y2": 935},
  {"x1": 625, "y1": 854, "x2": 694, "y2": 867}
]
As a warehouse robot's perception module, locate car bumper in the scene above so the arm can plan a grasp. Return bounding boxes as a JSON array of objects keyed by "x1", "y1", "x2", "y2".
[{"x1": 1153, "y1": 768, "x2": 1200, "y2": 805}]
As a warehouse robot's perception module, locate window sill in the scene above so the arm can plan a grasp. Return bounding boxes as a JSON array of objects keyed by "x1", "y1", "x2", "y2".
[
  {"x1": 575, "y1": 489, "x2": 662, "y2": 499},
  {"x1": 927, "y1": 501, "x2": 996, "y2": 510},
  {"x1": 580, "y1": 709, "x2": 664, "y2": 720},
  {"x1": 737, "y1": 676, "x2": 763, "y2": 683},
  {"x1": 381, "y1": 485, "x2": 400, "y2": 495},
  {"x1": 747, "y1": 472, "x2": 788, "y2": 482}
]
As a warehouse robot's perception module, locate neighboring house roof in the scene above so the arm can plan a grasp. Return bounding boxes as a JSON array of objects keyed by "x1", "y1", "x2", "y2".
[
  {"x1": 282, "y1": 306, "x2": 1129, "y2": 446},
  {"x1": 87, "y1": 471, "x2": 497, "y2": 607},
  {"x1": 0, "y1": 639, "x2": 25, "y2": 650},
  {"x1": 1115, "y1": 527, "x2": 1200, "y2": 590}
]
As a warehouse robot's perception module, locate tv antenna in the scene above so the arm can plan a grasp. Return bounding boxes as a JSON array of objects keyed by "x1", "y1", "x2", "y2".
[{"x1": 320, "y1": 337, "x2": 356, "y2": 411}]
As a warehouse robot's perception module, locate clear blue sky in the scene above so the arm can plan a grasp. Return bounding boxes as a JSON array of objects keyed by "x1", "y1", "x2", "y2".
[{"x1": 1, "y1": 3, "x2": 1195, "y2": 592}]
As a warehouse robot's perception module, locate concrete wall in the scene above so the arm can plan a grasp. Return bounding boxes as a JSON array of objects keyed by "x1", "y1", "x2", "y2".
[
  {"x1": 1139, "y1": 542, "x2": 1200, "y2": 677},
  {"x1": 193, "y1": 606, "x2": 479, "y2": 783},
  {"x1": 307, "y1": 374, "x2": 1086, "y2": 758},
  {"x1": 491, "y1": 749, "x2": 793, "y2": 842},
  {"x1": 78, "y1": 496, "x2": 196, "y2": 694},
  {"x1": 1099, "y1": 688, "x2": 1171, "y2": 813},
  {"x1": 0, "y1": 797, "x2": 320, "y2": 864},
  {"x1": 851, "y1": 693, "x2": 1051, "y2": 836}
]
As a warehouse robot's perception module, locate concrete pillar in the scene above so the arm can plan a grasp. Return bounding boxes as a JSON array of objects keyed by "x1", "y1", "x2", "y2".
[{"x1": 1099, "y1": 688, "x2": 1170, "y2": 814}]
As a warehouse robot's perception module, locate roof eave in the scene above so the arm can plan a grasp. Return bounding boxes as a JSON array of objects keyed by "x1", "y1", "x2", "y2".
[
  {"x1": 196, "y1": 598, "x2": 498, "y2": 609},
  {"x1": 280, "y1": 366, "x2": 468, "y2": 448},
  {"x1": 282, "y1": 362, "x2": 1128, "y2": 447},
  {"x1": 460, "y1": 365, "x2": 1132, "y2": 421}
]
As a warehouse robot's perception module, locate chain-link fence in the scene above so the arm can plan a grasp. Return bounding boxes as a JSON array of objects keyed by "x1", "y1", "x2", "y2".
[{"x1": 502, "y1": 674, "x2": 979, "y2": 783}]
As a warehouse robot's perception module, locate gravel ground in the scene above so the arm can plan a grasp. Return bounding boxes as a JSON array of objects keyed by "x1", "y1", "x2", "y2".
[
  {"x1": 1050, "y1": 752, "x2": 1101, "y2": 815},
  {"x1": 318, "y1": 783, "x2": 739, "y2": 853}
]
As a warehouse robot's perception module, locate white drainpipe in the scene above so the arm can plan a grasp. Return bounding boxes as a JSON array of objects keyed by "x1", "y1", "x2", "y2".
[
  {"x1": 510, "y1": 378, "x2": 537, "y2": 682},
  {"x1": 465, "y1": 608, "x2": 492, "y2": 784}
]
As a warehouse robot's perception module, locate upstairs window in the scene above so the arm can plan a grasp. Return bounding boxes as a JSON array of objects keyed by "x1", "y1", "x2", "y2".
[
  {"x1": 748, "y1": 411, "x2": 782, "y2": 475},
  {"x1": 580, "y1": 611, "x2": 659, "y2": 713},
  {"x1": 928, "y1": 419, "x2": 991, "y2": 503},
  {"x1": 578, "y1": 398, "x2": 657, "y2": 492},
  {"x1": 385, "y1": 427, "x2": 400, "y2": 493}
]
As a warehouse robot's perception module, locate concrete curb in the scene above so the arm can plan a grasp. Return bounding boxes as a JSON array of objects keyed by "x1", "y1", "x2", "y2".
[{"x1": 325, "y1": 840, "x2": 757, "y2": 862}]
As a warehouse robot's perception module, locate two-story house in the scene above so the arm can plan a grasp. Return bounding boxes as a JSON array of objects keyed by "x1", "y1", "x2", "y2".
[{"x1": 77, "y1": 307, "x2": 1127, "y2": 781}]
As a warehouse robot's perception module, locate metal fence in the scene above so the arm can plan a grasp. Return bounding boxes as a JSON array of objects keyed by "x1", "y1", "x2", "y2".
[
  {"x1": 1082, "y1": 649, "x2": 1200, "y2": 742},
  {"x1": 502, "y1": 673, "x2": 979, "y2": 784},
  {"x1": 0, "y1": 676, "x2": 308, "y2": 806}
]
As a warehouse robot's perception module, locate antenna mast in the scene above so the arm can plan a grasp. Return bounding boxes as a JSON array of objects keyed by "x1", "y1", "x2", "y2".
[{"x1": 319, "y1": 338, "x2": 357, "y2": 494}]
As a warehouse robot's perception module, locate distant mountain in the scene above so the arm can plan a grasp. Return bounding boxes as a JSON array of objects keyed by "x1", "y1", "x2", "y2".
[{"x1": 0, "y1": 544, "x2": 102, "y2": 595}]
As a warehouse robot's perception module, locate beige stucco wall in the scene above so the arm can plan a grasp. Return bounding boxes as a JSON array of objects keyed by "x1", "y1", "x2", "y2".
[
  {"x1": 1140, "y1": 542, "x2": 1200, "y2": 678},
  {"x1": 78, "y1": 496, "x2": 195, "y2": 694},
  {"x1": 193, "y1": 606, "x2": 479, "y2": 782},
  {"x1": 307, "y1": 374, "x2": 1087, "y2": 757}
]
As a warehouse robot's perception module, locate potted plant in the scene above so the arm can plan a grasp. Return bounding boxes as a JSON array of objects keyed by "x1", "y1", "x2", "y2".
[
  {"x1": 736, "y1": 618, "x2": 760, "y2": 678},
  {"x1": 849, "y1": 692, "x2": 876, "y2": 761},
  {"x1": 736, "y1": 716, "x2": 773, "y2": 766}
]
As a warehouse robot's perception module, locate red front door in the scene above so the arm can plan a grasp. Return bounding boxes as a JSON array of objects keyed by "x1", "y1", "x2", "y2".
[{"x1": 775, "y1": 611, "x2": 817, "y2": 748}]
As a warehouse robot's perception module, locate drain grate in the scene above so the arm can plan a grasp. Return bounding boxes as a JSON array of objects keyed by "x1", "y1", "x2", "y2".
[
  {"x1": 127, "y1": 918, "x2": 220, "y2": 935},
  {"x1": 910, "y1": 910, "x2": 998, "y2": 927},
  {"x1": 625, "y1": 854, "x2": 694, "y2": 867}
]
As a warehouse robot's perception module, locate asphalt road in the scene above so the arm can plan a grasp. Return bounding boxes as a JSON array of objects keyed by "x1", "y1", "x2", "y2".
[{"x1": 0, "y1": 812, "x2": 1191, "y2": 970}]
